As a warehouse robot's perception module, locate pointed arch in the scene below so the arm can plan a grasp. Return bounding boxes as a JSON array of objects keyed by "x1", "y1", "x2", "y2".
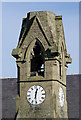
[
  {"x1": 30, "y1": 38, "x2": 45, "y2": 77},
  {"x1": 35, "y1": 37, "x2": 45, "y2": 57},
  {"x1": 23, "y1": 37, "x2": 45, "y2": 60},
  {"x1": 24, "y1": 38, "x2": 45, "y2": 78}
]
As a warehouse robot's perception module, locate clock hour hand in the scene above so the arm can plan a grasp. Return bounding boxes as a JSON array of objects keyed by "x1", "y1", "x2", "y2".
[{"x1": 35, "y1": 88, "x2": 38, "y2": 99}]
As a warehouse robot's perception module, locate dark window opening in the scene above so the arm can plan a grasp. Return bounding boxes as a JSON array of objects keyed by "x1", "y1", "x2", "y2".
[{"x1": 30, "y1": 41, "x2": 44, "y2": 77}]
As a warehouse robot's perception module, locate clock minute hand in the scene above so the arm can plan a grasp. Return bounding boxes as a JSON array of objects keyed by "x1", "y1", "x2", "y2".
[{"x1": 35, "y1": 89, "x2": 38, "y2": 99}]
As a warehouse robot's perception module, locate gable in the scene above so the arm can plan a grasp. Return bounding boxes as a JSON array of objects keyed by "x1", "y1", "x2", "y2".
[{"x1": 12, "y1": 11, "x2": 72, "y2": 65}]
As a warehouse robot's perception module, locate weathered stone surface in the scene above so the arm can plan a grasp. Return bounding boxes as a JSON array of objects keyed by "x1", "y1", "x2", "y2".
[{"x1": 11, "y1": 11, "x2": 72, "y2": 119}]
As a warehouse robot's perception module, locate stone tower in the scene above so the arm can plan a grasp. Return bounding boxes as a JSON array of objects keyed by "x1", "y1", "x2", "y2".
[{"x1": 12, "y1": 11, "x2": 72, "y2": 119}]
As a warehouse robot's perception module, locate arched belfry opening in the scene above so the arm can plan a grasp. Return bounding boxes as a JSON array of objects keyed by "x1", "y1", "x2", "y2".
[{"x1": 30, "y1": 41, "x2": 44, "y2": 77}]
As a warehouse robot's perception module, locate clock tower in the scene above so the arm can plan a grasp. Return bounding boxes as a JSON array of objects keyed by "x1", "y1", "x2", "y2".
[{"x1": 12, "y1": 11, "x2": 72, "y2": 119}]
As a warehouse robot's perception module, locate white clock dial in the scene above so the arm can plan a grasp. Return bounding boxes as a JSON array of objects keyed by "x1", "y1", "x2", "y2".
[
  {"x1": 27, "y1": 85, "x2": 46, "y2": 105},
  {"x1": 59, "y1": 87, "x2": 64, "y2": 107}
]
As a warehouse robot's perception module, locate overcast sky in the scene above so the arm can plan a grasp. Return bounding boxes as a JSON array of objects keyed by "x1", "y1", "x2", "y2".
[{"x1": 1, "y1": 2, "x2": 79, "y2": 78}]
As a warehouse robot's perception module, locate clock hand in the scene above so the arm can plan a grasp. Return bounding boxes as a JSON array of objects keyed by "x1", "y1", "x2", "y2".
[{"x1": 35, "y1": 88, "x2": 38, "y2": 99}]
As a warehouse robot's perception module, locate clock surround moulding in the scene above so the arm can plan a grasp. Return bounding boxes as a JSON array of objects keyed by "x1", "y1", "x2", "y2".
[{"x1": 12, "y1": 11, "x2": 72, "y2": 119}]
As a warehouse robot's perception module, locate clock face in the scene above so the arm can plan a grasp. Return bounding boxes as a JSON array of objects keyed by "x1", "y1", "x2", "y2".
[
  {"x1": 59, "y1": 87, "x2": 64, "y2": 107},
  {"x1": 27, "y1": 85, "x2": 46, "y2": 105}
]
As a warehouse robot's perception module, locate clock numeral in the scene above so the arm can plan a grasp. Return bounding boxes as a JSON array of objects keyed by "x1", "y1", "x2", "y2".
[
  {"x1": 27, "y1": 95, "x2": 30, "y2": 97},
  {"x1": 42, "y1": 93, "x2": 45, "y2": 95},
  {"x1": 31, "y1": 88, "x2": 33, "y2": 90},
  {"x1": 41, "y1": 97, "x2": 44, "y2": 99},
  {"x1": 28, "y1": 98, "x2": 31, "y2": 101},
  {"x1": 31, "y1": 100, "x2": 33, "y2": 104},
  {"x1": 41, "y1": 89, "x2": 44, "y2": 92}
]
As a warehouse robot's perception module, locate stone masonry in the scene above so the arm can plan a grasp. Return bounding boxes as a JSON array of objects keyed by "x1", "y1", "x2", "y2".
[{"x1": 12, "y1": 11, "x2": 72, "y2": 119}]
